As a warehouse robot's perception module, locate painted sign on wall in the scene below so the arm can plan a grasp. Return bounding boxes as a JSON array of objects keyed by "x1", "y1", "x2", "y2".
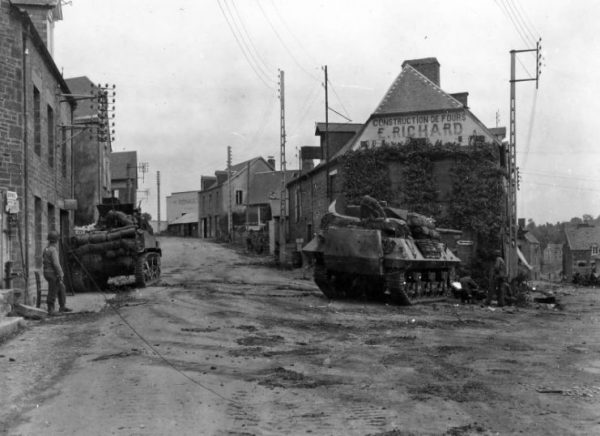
[{"x1": 353, "y1": 110, "x2": 494, "y2": 149}]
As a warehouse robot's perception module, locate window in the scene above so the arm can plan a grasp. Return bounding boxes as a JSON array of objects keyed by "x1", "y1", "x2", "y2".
[
  {"x1": 34, "y1": 197, "x2": 42, "y2": 267},
  {"x1": 33, "y1": 86, "x2": 41, "y2": 155},
  {"x1": 47, "y1": 105, "x2": 54, "y2": 167},
  {"x1": 61, "y1": 126, "x2": 67, "y2": 177},
  {"x1": 235, "y1": 190, "x2": 243, "y2": 205},
  {"x1": 592, "y1": 244, "x2": 599, "y2": 256},
  {"x1": 295, "y1": 187, "x2": 301, "y2": 222},
  {"x1": 47, "y1": 203, "x2": 56, "y2": 233}
]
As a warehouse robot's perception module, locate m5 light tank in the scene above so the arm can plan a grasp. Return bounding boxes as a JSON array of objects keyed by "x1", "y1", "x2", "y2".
[
  {"x1": 66, "y1": 203, "x2": 161, "y2": 292},
  {"x1": 303, "y1": 196, "x2": 461, "y2": 305}
]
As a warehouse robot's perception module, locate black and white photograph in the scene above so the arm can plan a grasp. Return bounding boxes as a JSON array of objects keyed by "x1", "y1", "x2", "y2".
[{"x1": 0, "y1": 0, "x2": 599, "y2": 434}]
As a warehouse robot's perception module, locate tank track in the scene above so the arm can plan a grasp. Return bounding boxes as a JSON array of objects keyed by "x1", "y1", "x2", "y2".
[{"x1": 135, "y1": 252, "x2": 161, "y2": 288}]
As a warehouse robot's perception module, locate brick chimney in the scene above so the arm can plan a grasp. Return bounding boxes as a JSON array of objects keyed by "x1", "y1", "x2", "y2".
[
  {"x1": 214, "y1": 170, "x2": 228, "y2": 185},
  {"x1": 402, "y1": 58, "x2": 440, "y2": 87},
  {"x1": 267, "y1": 156, "x2": 276, "y2": 170},
  {"x1": 13, "y1": 1, "x2": 63, "y2": 56},
  {"x1": 450, "y1": 92, "x2": 469, "y2": 108},
  {"x1": 200, "y1": 176, "x2": 216, "y2": 191}
]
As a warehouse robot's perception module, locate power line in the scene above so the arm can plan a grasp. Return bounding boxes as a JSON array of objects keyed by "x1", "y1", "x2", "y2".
[
  {"x1": 522, "y1": 180, "x2": 600, "y2": 194},
  {"x1": 268, "y1": 0, "x2": 320, "y2": 67},
  {"x1": 216, "y1": 0, "x2": 275, "y2": 90},
  {"x1": 513, "y1": 0, "x2": 541, "y2": 41},
  {"x1": 505, "y1": 0, "x2": 537, "y2": 45},
  {"x1": 522, "y1": 170, "x2": 600, "y2": 183},
  {"x1": 494, "y1": 0, "x2": 534, "y2": 49},
  {"x1": 508, "y1": 0, "x2": 539, "y2": 43},
  {"x1": 256, "y1": 1, "x2": 320, "y2": 82},
  {"x1": 327, "y1": 77, "x2": 352, "y2": 121},
  {"x1": 227, "y1": 0, "x2": 275, "y2": 81}
]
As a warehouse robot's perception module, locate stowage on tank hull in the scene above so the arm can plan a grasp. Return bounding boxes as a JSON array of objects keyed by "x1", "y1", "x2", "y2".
[{"x1": 304, "y1": 197, "x2": 461, "y2": 305}]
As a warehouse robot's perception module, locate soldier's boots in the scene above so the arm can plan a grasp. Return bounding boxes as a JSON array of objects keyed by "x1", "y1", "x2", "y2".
[
  {"x1": 47, "y1": 303, "x2": 55, "y2": 315},
  {"x1": 59, "y1": 306, "x2": 73, "y2": 313}
]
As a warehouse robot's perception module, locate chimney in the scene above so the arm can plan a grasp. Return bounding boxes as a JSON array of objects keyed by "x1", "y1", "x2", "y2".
[
  {"x1": 300, "y1": 146, "x2": 321, "y2": 173},
  {"x1": 200, "y1": 175, "x2": 216, "y2": 191},
  {"x1": 13, "y1": 1, "x2": 63, "y2": 56},
  {"x1": 215, "y1": 170, "x2": 228, "y2": 185},
  {"x1": 267, "y1": 156, "x2": 276, "y2": 170},
  {"x1": 518, "y1": 218, "x2": 526, "y2": 229},
  {"x1": 402, "y1": 58, "x2": 440, "y2": 87},
  {"x1": 450, "y1": 92, "x2": 469, "y2": 108}
]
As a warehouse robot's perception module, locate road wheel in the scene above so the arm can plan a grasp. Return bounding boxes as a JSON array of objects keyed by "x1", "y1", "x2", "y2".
[
  {"x1": 314, "y1": 265, "x2": 345, "y2": 299},
  {"x1": 135, "y1": 252, "x2": 161, "y2": 288}
]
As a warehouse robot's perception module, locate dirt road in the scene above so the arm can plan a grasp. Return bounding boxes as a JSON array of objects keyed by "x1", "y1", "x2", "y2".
[{"x1": 1, "y1": 237, "x2": 599, "y2": 435}]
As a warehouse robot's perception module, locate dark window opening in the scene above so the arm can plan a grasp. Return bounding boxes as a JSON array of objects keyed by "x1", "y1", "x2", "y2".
[
  {"x1": 34, "y1": 87, "x2": 41, "y2": 155},
  {"x1": 47, "y1": 105, "x2": 54, "y2": 167}
]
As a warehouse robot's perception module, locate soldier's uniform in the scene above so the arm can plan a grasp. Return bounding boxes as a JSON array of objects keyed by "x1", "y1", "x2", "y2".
[
  {"x1": 486, "y1": 253, "x2": 507, "y2": 307},
  {"x1": 42, "y1": 231, "x2": 71, "y2": 314}
]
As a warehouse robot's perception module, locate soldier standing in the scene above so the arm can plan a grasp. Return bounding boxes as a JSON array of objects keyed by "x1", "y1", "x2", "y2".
[
  {"x1": 486, "y1": 250, "x2": 507, "y2": 307},
  {"x1": 42, "y1": 231, "x2": 72, "y2": 314}
]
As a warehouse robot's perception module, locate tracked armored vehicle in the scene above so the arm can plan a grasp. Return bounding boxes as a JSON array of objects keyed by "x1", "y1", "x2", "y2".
[
  {"x1": 66, "y1": 203, "x2": 161, "y2": 292},
  {"x1": 303, "y1": 196, "x2": 461, "y2": 305}
]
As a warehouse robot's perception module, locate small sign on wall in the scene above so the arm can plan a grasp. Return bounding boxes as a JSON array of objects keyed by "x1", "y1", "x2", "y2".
[{"x1": 6, "y1": 191, "x2": 19, "y2": 214}]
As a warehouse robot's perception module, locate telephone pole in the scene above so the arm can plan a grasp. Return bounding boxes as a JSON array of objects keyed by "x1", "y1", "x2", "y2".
[
  {"x1": 156, "y1": 170, "x2": 161, "y2": 235},
  {"x1": 323, "y1": 65, "x2": 330, "y2": 200},
  {"x1": 279, "y1": 69, "x2": 287, "y2": 265},
  {"x1": 506, "y1": 38, "x2": 542, "y2": 279},
  {"x1": 227, "y1": 146, "x2": 233, "y2": 239}
]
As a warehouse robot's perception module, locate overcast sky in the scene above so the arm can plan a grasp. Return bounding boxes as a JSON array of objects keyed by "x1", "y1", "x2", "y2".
[{"x1": 54, "y1": 0, "x2": 600, "y2": 225}]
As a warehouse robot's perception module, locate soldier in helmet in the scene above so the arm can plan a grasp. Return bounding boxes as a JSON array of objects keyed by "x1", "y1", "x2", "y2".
[{"x1": 42, "y1": 231, "x2": 72, "y2": 314}]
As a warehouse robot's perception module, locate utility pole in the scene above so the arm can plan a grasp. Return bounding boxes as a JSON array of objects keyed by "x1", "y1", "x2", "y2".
[
  {"x1": 156, "y1": 171, "x2": 161, "y2": 235},
  {"x1": 323, "y1": 65, "x2": 330, "y2": 201},
  {"x1": 507, "y1": 38, "x2": 542, "y2": 279},
  {"x1": 227, "y1": 146, "x2": 233, "y2": 239},
  {"x1": 279, "y1": 69, "x2": 287, "y2": 265}
]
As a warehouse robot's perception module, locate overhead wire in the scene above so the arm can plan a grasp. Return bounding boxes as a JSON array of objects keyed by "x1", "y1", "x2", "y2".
[
  {"x1": 521, "y1": 180, "x2": 600, "y2": 194},
  {"x1": 256, "y1": 1, "x2": 320, "y2": 82},
  {"x1": 504, "y1": 0, "x2": 537, "y2": 45},
  {"x1": 227, "y1": 0, "x2": 275, "y2": 81},
  {"x1": 513, "y1": 0, "x2": 541, "y2": 41},
  {"x1": 493, "y1": 0, "x2": 534, "y2": 49},
  {"x1": 522, "y1": 170, "x2": 600, "y2": 183},
  {"x1": 507, "y1": 0, "x2": 539, "y2": 43},
  {"x1": 327, "y1": 78, "x2": 352, "y2": 122},
  {"x1": 216, "y1": 0, "x2": 275, "y2": 90}
]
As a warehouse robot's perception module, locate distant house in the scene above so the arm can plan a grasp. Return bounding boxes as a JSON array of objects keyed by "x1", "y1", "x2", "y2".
[
  {"x1": 563, "y1": 224, "x2": 600, "y2": 281},
  {"x1": 166, "y1": 190, "x2": 199, "y2": 224},
  {"x1": 168, "y1": 212, "x2": 198, "y2": 237},
  {"x1": 517, "y1": 227, "x2": 541, "y2": 279},
  {"x1": 110, "y1": 151, "x2": 137, "y2": 205},
  {"x1": 542, "y1": 243, "x2": 563, "y2": 281}
]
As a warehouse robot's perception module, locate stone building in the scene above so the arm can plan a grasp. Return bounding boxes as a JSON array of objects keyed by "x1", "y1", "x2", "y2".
[
  {"x1": 110, "y1": 151, "x2": 137, "y2": 205},
  {"x1": 198, "y1": 157, "x2": 275, "y2": 239},
  {"x1": 65, "y1": 76, "x2": 112, "y2": 225},
  {"x1": 287, "y1": 58, "x2": 505, "y2": 267},
  {"x1": 563, "y1": 224, "x2": 600, "y2": 281},
  {"x1": 0, "y1": 0, "x2": 75, "y2": 297}
]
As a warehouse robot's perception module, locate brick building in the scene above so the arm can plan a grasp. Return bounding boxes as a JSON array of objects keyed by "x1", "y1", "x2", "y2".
[
  {"x1": 65, "y1": 76, "x2": 112, "y2": 225},
  {"x1": 563, "y1": 224, "x2": 600, "y2": 281},
  {"x1": 0, "y1": 0, "x2": 76, "y2": 298},
  {"x1": 287, "y1": 58, "x2": 505, "y2": 264}
]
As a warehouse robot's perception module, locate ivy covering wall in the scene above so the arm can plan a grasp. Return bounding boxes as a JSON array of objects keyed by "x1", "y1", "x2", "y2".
[{"x1": 341, "y1": 141, "x2": 506, "y2": 259}]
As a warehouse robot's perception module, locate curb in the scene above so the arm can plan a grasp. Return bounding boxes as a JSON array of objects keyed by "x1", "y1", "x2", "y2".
[{"x1": 0, "y1": 317, "x2": 25, "y2": 343}]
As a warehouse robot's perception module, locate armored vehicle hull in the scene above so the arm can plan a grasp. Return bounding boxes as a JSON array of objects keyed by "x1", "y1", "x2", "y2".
[
  {"x1": 66, "y1": 203, "x2": 162, "y2": 292},
  {"x1": 304, "y1": 196, "x2": 461, "y2": 305}
]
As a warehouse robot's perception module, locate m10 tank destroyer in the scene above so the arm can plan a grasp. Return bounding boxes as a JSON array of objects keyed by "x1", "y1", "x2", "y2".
[
  {"x1": 66, "y1": 203, "x2": 161, "y2": 292},
  {"x1": 303, "y1": 196, "x2": 461, "y2": 305}
]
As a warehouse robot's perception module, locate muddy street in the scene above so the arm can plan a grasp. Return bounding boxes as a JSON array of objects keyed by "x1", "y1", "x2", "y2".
[{"x1": 1, "y1": 236, "x2": 599, "y2": 435}]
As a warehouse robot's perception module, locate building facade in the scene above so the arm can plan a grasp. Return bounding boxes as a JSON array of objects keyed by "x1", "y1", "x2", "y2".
[
  {"x1": 65, "y1": 76, "x2": 112, "y2": 225},
  {"x1": 110, "y1": 151, "x2": 137, "y2": 205},
  {"x1": 166, "y1": 190, "x2": 199, "y2": 224},
  {"x1": 563, "y1": 224, "x2": 600, "y2": 281},
  {"x1": 198, "y1": 157, "x2": 275, "y2": 239},
  {"x1": 287, "y1": 58, "x2": 505, "y2": 268},
  {"x1": 0, "y1": 0, "x2": 75, "y2": 298}
]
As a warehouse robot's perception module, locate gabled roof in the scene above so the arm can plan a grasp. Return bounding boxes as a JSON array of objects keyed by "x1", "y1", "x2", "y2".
[
  {"x1": 315, "y1": 123, "x2": 363, "y2": 135},
  {"x1": 169, "y1": 212, "x2": 198, "y2": 225},
  {"x1": 564, "y1": 225, "x2": 600, "y2": 250},
  {"x1": 248, "y1": 170, "x2": 299, "y2": 205},
  {"x1": 110, "y1": 151, "x2": 137, "y2": 180},
  {"x1": 65, "y1": 76, "x2": 96, "y2": 119},
  {"x1": 374, "y1": 64, "x2": 464, "y2": 115}
]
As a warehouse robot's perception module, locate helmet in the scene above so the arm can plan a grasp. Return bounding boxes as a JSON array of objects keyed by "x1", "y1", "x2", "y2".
[{"x1": 47, "y1": 231, "x2": 59, "y2": 242}]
